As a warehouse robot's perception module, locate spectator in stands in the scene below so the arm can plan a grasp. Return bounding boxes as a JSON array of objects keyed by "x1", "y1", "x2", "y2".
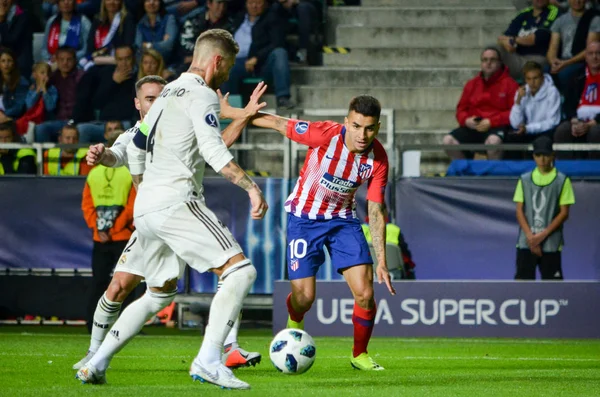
[
  {"x1": 554, "y1": 40, "x2": 600, "y2": 158},
  {"x1": 274, "y1": 0, "x2": 321, "y2": 66},
  {"x1": 443, "y1": 47, "x2": 519, "y2": 160},
  {"x1": 135, "y1": 0, "x2": 177, "y2": 63},
  {"x1": 81, "y1": 127, "x2": 135, "y2": 332},
  {"x1": 14, "y1": 62, "x2": 58, "y2": 138},
  {"x1": 41, "y1": 0, "x2": 92, "y2": 66},
  {"x1": 80, "y1": 0, "x2": 136, "y2": 71},
  {"x1": 78, "y1": 45, "x2": 136, "y2": 143},
  {"x1": 35, "y1": 47, "x2": 83, "y2": 142},
  {"x1": 164, "y1": 0, "x2": 204, "y2": 24},
  {"x1": 0, "y1": 48, "x2": 28, "y2": 123},
  {"x1": 498, "y1": 0, "x2": 559, "y2": 80},
  {"x1": 547, "y1": 0, "x2": 600, "y2": 93},
  {"x1": 513, "y1": 135, "x2": 575, "y2": 280},
  {"x1": 43, "y1": 0, "x2": 102, "y2": 21},
  {"x1": 103, "y1": 119, "x2": 124, "y2": 139},
  {"x1": 0, "y1": 121, "x2": 36, "y2": 174},
  {"x1": 0, "y1": 0, "x2": 33, "y2": 78},
  {"x1": 137, "y1": 49, "x2": 164, "y2": 80},
  {"x1": 221, "y1": 0, "x2": 294, "y2": 109},
  {"x1": 169, "y1": 0, "x2": 233, "y2": 79},
  {"x1": 44, "y1": 123, "x2": 91, "y2": 175},
  {"x1": 507, "y1": 61, "x2": 561, "y2": 155}
]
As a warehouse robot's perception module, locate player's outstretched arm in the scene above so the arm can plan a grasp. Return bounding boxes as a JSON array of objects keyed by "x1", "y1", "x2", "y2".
[
  {"x1": 218, "y1": 83, "x2": 268, "y2": 147},
  {"x1": 87, "y1": 144, "x2": 118, "y2": 167},
  {"x1": 219, "y1": 160, "x2": 268, "y2": 220},
  {"x1": 249, "y1": 112, "x2": 290, "y2": 136},
  {"x1": 368, "y1": 200, "x2": 396, "y2": 296}
]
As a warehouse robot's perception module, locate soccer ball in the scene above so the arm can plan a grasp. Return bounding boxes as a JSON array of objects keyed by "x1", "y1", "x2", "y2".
[{"x1": 269, "y1": 328, "x2": 316, "y2": 375}]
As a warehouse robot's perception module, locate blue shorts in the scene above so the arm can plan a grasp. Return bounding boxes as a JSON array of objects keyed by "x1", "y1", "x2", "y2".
[{"x1": 286, "y1": 214, "x2": 373, "y2": 280}]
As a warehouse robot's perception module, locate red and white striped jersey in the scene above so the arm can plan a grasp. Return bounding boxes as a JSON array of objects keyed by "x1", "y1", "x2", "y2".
[{"x1": 285, "y1": 119, "x2": 388, "y2": 220}]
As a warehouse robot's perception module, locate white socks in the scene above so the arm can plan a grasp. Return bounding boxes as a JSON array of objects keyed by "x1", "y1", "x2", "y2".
[
  {"x1": 223, "y1": 313, "x2": 242, "y2": 348},
  {"x1": 197, "y1": 261, "x2": 256, "y2": 366},
  {"x1": 90, "y1": 293, "x2": 122, "y2": 353},
  {"x1": 89, "y1": 289, "x2": 176, "y2": 372}
]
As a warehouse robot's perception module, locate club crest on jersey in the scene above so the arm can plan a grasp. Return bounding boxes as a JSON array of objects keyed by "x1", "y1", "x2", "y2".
[
  {"x1": 294, "y1": 121, "x2": 309, "y2": 134},
  {"x1": 205, "y1": 113, "x2": 219, "y2": 128},
  {"x1": 359, "y1": 163, "x2": 373, "y2": 179}
]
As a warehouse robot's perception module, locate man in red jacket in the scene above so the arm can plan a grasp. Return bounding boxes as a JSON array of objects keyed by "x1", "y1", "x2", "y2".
[{"x1": 443, "y1": 47, "x2": 519, "y2": 160}]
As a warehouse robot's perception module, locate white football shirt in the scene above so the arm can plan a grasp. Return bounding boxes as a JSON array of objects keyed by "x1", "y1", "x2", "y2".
[
  {"x1": 110, "y1": 121, "x2": 140, "y2": 168},
  {"x1": 132, "y1": 73, "x2": 233, "y2": 217}
]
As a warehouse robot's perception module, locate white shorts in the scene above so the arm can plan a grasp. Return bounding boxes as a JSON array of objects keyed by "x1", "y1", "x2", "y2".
[
  {"x1": 134, "y1": 200, "x2": 243, "y2": 288},
  {"x1": 113, "y1": 230, "x2": 145, "y2": 277}
]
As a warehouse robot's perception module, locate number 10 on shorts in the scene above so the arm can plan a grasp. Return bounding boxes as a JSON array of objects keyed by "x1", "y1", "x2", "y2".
[{"x1": 289, "y1": 239, "x2": 307, "y2": 259}]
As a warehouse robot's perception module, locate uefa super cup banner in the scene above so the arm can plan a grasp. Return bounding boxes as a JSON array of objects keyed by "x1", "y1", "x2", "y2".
[{"x1": 273, "y1": 281, "x2": 600, "y2": 338}]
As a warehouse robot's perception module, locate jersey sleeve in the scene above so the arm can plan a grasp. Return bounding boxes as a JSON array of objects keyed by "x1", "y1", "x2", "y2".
[
  {"x1": 559, "y1": 177, "x2": 575, "y2": 206},
  {"x1": 188, "y1": 92, "x2": 233, "y2": 173},
  {"x1": 109, "y1": 126, "x2": 137, "y2": 168},
  {"x1": 286, "y1": 119, "x2": 342, "y2": 148},
  {"x1": 366, "y1": 146, "x2": 388, "y2": 204},
  {"x1": 513, "y1": 179, "x2": 524, "y2": 203}
]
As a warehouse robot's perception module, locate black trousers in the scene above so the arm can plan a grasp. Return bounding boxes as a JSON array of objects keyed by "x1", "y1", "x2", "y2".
[
  {"x1": 86, "y1": 240, "x2": 128, "y2": 332},
  {"x1": 514, "y1": 248, "x2": 563, "y2": 280}
]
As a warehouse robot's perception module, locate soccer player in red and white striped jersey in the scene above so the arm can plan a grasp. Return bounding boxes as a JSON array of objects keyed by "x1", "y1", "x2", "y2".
[{"x1": 221, "y1": 94, "x2": 396, "y2": 371}]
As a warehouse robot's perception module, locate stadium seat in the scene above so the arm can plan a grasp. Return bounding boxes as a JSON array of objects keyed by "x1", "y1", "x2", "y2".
[{"x1": 368, "y1": 243, "x2": 405, "y2": 280}]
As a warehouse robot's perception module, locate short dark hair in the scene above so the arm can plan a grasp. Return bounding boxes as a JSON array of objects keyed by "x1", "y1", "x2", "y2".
[
  {"x1": 135, "y1": 75, "x2": 167, "y2": 95},
  {"x1": 61, "y1": 123, "x2": 79, "y2": 137},
  {"x1": 348, "y1": 95, "x2": 381, "y2": 119},
  {"x1": 115, "y1": 44, "x2": 135, "y2": 55},
  {"x1": 0, "y1": 120, "x2": 17, "y2": 140},
  {"x1": 55, "y1": 46, "x2": 76, "y2": 58},
  {"x1": 522, "y1": 60, "x2": 543, "y2": 75},
  {"x1": 481, "y1": 46, "x2": 503, "y2": 63}
]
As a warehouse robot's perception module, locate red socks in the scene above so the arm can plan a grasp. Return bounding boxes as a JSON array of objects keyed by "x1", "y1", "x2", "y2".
[
  {"x1": 352, "y1": 302, "x2": 376, "y2": 358},
  {"x1": 286, "y1": 293, "x2": 307, "y2": 322}
]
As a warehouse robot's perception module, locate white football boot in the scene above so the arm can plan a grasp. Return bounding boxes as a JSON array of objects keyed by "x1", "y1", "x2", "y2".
[{"x1": 189, "y1": 359, "x2": 250, "y2": 390}]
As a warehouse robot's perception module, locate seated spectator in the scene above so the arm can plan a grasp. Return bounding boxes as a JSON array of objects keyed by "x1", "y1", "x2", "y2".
[
  {"x1": 443, "y1": 47, "x2": 519, "y2": 160},
  {"x1": 0, "y1": 121, "x2": 36, "y2": 175},
  {"x1": 43, "y1": 0, "x2": 102, "y2": 21},
  {"x1": 77, "y1": 45, "x2": 136, "y2": 143},
  {"x1": 35, "y1": 47, "x2": 84, "y2": 142},
  {"x1": 221, "y1": 0, "x2": 294, "y2": 109},
  {"x1": 135, "y1": 0, "x2": 178, "y2": 63},
  {"x1": 0, "y1": 0, "x2": 33, "y2": 78},
  {"x1": 41, "y1": 0, "x2": 92, "y2": 66},
  {"x1": 169, "y1": 0, "x2": 233, "y2": 79},
  {"x1": 137, "y1": 49, "x2": 164, "y2": 80},
  {"x1": 0, "y1": 48, "x2": 29, "y2": 123},
  {"x1": 80, "y1": 0, "x2": 136, "y2": 71},
  {"x1": 15, "y1": 62, "x2": 58, "y2": 138},
  {"x1": 164, "y1": 0, "x2": 204, "y2": 24},
  {"x1": 547, "y1": 0, "x2": 600, "y2": 93},
  {"x1": 103, "y1": 120, "x2": 124, "y2": 140},
  {"x1": 554, "y1": 40, "x2": 600, "y2": 158},
  {"x1": 506, "y1": 61, "x2": 561, "y2": 155},
  {"x1": 274, "y1": 0, "x2": 321, "y2": 65},
  {"x1": 498, "y1": 0, "x2": 559, "y2": 80},
  {"x1": 44, "y1": 123, "x2": 91, "y2": 175}
]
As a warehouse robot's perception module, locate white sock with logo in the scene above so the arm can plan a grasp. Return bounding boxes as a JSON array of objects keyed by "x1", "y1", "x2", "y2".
[
  {"x1": 88, "y1": 289, "x2": 176, "y2": 372},
  {"x1": 196, "y1": 261, "x2": 256, "y2": 366},
  {"x1": 89, "y1": 293, "x2": 122, "y2": 353}
]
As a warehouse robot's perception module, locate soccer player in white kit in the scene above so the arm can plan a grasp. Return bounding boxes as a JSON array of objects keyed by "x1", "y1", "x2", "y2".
[
  {"x1": 76, "y1": 30, "x2": 268, "y2": 390},
  {"x1": 74, "y1": 76, "x2": 264, "y2": 371}
]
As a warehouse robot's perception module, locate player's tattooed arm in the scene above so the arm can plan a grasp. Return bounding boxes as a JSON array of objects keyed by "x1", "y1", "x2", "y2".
[
  {"x1": 131, "y1": 174, "x2": 143, "y2": 191},
  {"x1": 368, "y1": 200, "x2": 387, "y2": 267},
  {"x1": 250, "y1": 112, "x2": 289, "y2": 136},
  {"x1": 219, "y1": 160, "x2": 260, "y2": 192}
]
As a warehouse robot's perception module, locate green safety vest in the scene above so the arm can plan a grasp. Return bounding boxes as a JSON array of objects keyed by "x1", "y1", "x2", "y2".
[
  {"x1": 46, "y1": 148, "x2": 88, "y2": 176},
  {"x1": 361, "y1": 223, "x2": 400, "y2": 245},
  {"x1": 86, "y1": 165, "x2": 133, "y2": 232},
  {"x1": 0, "y1": 148, "x2": 36, "y2": 175}
]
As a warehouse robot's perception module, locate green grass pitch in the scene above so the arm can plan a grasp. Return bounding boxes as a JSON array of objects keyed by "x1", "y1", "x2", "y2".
[{"x1": 1, "y1": 326, "x2": 599, "y2": 396}]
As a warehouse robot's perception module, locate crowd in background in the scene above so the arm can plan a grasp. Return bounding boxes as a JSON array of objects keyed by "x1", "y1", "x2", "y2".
[{"x1": 444, "y1": 0, "x2": 600, "y2": 160}]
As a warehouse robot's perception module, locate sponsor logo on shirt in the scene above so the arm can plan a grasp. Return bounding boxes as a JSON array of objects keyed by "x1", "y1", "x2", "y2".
[
  {"x1": 295, "y1": 121, "x2": 309, "y2": 134},
  {"x1": 319, "y1": 173, "x2": 359, "y2": 193},
  {"x1": 205, "y1": 113, "x2": 219, "y2": 128}
]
